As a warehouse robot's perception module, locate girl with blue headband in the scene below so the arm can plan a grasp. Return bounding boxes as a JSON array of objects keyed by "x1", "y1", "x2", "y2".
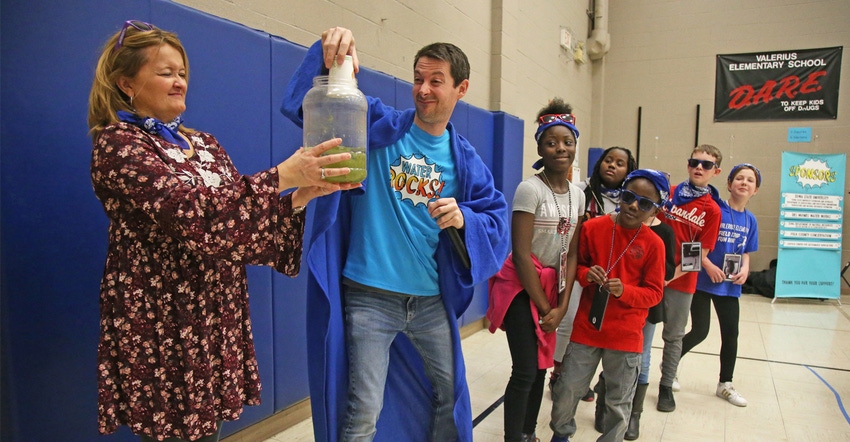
[
  {"x1": 488, "y1": 97, "x2": 584, "y2": 442},
  {"x1": 678, "y1": 163, "x2": 761, "y2": 408}
]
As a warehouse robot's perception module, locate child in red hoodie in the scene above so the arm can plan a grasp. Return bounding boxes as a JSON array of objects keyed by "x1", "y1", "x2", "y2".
[{"x1": 549, "y1": 169, "x2": 667, "y2": 442}]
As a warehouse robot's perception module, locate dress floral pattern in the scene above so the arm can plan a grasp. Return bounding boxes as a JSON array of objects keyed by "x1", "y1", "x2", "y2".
[{"x1": 91, "y1": 122, "x2": 305, "y2": 441}]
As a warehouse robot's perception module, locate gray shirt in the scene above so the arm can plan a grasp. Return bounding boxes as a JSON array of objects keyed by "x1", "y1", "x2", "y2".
[{"x1": 513, "y1": 175, "x2": 585, "y2": 268}]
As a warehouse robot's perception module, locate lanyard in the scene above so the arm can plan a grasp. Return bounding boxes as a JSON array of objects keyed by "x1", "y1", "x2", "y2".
[{"x1": 605, "y1": 215, "x2": 642, "y2": 278}]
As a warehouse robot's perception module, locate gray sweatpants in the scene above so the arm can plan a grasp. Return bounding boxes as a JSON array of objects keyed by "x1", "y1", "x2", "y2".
[
  {"x1": 659, "y1": 287, "x2": 693, "y2": 387},
  {"x1": 550, "y1": 342, "x2": 640, "y2": 441}
]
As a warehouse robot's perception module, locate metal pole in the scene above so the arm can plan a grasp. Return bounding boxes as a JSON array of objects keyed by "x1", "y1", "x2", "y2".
[
  {"x1": 636, "y1": 106, "x2": 642, "y2": 167},
  {"x1": 694, "y1": 104, "x2": 700, "y2": 147}
]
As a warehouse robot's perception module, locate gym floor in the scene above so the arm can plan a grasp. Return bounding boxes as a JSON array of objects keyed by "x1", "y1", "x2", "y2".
[{"x1": 267, "y1": 292, "x2": 850, "y2": 441}]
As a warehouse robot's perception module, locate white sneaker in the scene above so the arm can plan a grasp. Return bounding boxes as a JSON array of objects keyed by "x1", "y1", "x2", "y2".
[{"x1": 716, "y1": 382, "x2": 748, "y2": 407}]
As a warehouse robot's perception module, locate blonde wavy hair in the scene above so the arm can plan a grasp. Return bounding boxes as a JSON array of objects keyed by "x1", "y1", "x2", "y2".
[{"x1": 87, "y1": 22, "x2": 192, "y2": 141}]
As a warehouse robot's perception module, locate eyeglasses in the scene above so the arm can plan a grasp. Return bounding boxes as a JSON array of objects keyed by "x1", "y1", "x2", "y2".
[
  {"x1": 621, "y1": 190, "x2": 661, "y2": 212},
  {"x1": 687, "y1": 158, "x2": 717, "y2": 170},
  {"x1": 115, "y1": 20, "x2": 155, "y2": 50},
  {"x1": 538, "y1": 113, "x2": 576, "y2": 126}
]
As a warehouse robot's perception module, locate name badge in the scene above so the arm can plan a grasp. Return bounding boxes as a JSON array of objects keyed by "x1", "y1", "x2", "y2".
[
  {"x1": 681, "y1": 242, "x2": 701, "y2": 272},
  {"x1": 723, "y1": 253, "x2": 742, "y2": 281},
  {"x1": 558, "y1": 249, "x2": 567, "y2": 293}
]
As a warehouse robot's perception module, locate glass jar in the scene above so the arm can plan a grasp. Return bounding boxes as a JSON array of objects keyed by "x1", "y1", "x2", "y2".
[{"x1": 302, "y1": 55, "x2": 368, "y2": 183}]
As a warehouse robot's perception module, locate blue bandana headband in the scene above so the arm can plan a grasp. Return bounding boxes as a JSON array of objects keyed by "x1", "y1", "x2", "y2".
[
  {"x1": 532, "y1": 121, "x2": 580, "y2": 170},
  {"x1": 534, "y1": 120, "x2": 580, "y2": 143},
  {"x1": 117, "y1": 110, "x2": 190, "y2": 150},
  {"x1": 728, "y1": 163, "x2": 762, "y2": 187},
  {"x1": 622, "y1": 169, "x2": 670, "y2": 203}
]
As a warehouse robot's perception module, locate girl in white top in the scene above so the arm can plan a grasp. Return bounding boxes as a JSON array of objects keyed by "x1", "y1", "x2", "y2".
[{"x1": 488, "y1": 98, "x2": 584, "y2": 442}]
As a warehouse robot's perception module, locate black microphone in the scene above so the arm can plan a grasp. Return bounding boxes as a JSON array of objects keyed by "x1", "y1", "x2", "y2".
[{"x1": 446, "y1": 226, "x2": 470, "y2": 270}]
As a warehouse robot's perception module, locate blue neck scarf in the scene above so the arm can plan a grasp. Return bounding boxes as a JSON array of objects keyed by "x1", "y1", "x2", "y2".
[
  {"x1": 117, "y1": 110, "x2": 190, "y2": 150},
  {"x1": 671, "y1": 180, "x2": 720, "y2": 207},
  {"x1": 599, "y1": 183, "x2": 622, "y2": 201}
]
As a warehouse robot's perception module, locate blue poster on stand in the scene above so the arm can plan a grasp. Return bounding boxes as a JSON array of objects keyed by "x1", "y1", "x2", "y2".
[{"x1": 775, "y1": 152, "x2": 845, "y2": 300}]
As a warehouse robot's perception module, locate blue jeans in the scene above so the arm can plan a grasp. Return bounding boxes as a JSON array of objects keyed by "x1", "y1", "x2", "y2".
[
  {"x1": 639, "y1": 321, "x2": 656, "y2": 384},
  {"x1": 342, "y1": 287, "x2": 457, "y2": 442}
]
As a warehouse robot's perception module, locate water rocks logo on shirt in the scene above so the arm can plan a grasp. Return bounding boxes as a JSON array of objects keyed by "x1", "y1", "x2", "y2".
[{"x1": 390, "y1": 154, "x2": 447, "y2": 206}]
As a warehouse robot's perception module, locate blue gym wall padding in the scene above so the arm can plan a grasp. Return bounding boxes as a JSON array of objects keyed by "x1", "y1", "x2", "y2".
[
  {"x1": 587, "y1": 147, "x2": 604, "y2": 180},
  {"x1": 270, "y1": 36, "x2": 315, "y2": 410},
  {"x1": 0, "y1": 0, "x2": 523, "y2": 440}
]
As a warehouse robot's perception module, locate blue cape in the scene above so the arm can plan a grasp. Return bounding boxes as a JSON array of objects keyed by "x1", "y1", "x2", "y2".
[{"x1": 281, "y1": 40, "x2": 510, "y2": 442}]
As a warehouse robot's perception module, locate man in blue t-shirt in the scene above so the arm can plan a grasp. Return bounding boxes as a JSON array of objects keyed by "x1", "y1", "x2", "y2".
[{"x1": 282, "y1": 27, "x2": 509, "y2": 442}]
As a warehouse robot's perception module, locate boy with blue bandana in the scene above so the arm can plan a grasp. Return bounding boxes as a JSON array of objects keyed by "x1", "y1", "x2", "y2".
[{"x1": 656, "y1": 144, "x2": 723, "y2": 412}]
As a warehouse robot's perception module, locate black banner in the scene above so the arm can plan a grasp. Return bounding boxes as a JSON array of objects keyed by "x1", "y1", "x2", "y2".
[{"x1": 714, "y1": 46, "x2": 842, "y2": 122}]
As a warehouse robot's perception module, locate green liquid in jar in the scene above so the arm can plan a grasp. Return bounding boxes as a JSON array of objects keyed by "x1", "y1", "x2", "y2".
[{"x1": 322, "y1": 146, "x2": 367, "y2": 183}]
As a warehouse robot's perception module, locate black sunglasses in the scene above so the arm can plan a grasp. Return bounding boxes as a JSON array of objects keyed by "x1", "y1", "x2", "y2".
[
  {"x1": 687, "y1": 158, "x2": 717, "y2": 170},
  {"x1": 114, "y1": 20, "x2": 156, "y2": 50},
  {"x1": 621, "y1": 190, "x2": 661, "y2": 212}
]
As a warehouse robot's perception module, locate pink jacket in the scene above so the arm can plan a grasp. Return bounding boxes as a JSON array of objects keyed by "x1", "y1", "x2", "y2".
[{"x1": 487, "y1": 253, "x2": 559, "y2": 369}]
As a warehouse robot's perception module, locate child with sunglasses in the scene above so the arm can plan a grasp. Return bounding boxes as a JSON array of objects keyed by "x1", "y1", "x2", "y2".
[
  {"x1": 488, "y1": 98, "x2": 584, "y2": 442},
  {"x1": 591, "y1": 171, "x2": 676, "y2": 440},
  {"x1": 620, "y1": 172, "x2": 676, "y2": 440},
  {"x1": 679, "y1": 164, "x2": 761, "y2": 408},
  {"x1": 549, "y1": 170, "x2": 667, "y2": 442},
  {"x1": 549, "y1": 147, "x2": 637, "y2": 400},
  {"x1": 655, "y1": 145, "x2": 723, "y2": 413}
]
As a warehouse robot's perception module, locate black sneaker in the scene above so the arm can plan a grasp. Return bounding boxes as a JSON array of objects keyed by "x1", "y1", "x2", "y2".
[
  {"x1": 657, "y1": 385, "x2": 676, "y2": 412},
  {"x1": 581, "y1": 388, "x2": 595, "y2": 402}
]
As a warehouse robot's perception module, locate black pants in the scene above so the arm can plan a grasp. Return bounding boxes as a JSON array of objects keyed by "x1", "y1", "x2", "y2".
[
  {"x1": 681, "y1": 290, "x2": 740, "y2": 383},
  {"x1": 503, "y1": 291, "x2": 546, "y2": 442}
]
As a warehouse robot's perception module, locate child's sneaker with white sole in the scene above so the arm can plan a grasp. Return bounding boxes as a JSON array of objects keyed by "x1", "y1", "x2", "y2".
[{"x1": 716, "y1": 382, "x2": 748, "y2": 407}]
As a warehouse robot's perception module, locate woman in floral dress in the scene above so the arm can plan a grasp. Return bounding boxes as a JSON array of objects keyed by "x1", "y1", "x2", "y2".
[{"x1": 88, "y1": 20, "x2": 358, "y2": 441}]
